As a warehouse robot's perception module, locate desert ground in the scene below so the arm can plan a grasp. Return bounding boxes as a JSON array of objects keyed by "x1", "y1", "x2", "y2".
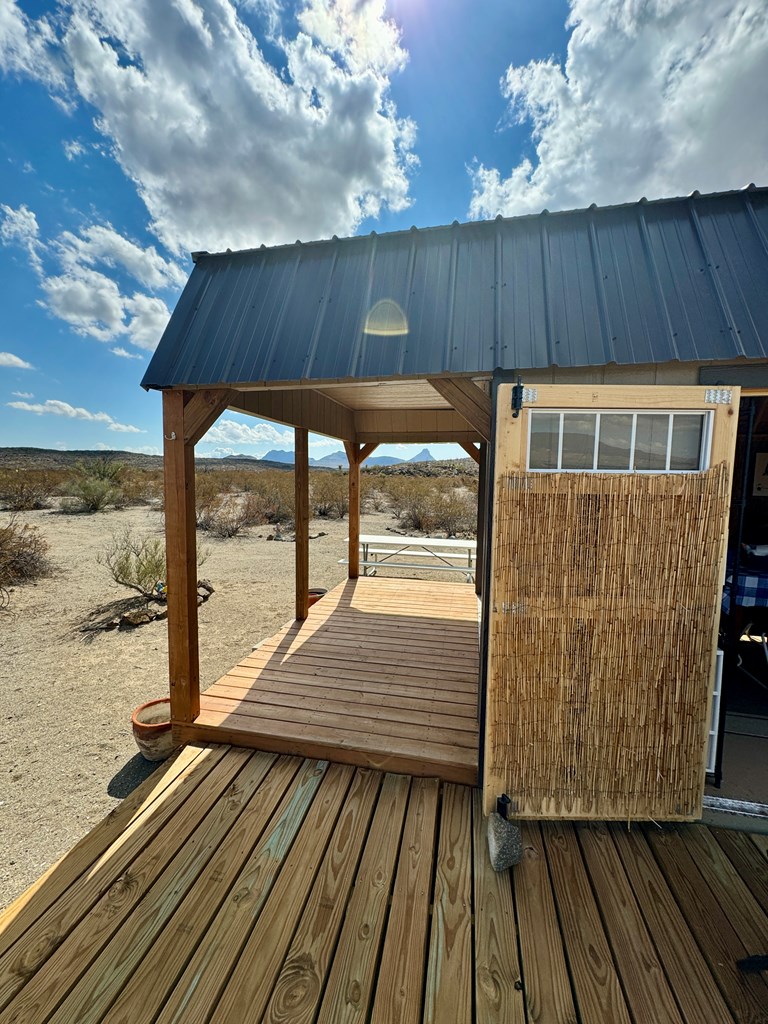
[{"x1": 0, "y1": 501, "x2": 456, "y2": 909}]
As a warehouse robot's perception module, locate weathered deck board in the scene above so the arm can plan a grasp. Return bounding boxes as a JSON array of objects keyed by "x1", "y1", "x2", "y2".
[
  {"x1": 181, "y1": 577, "x2": 480, "y2": 784},
  {"x1": 3, "y1": 745, "x2": 766, "y2": 1024}
]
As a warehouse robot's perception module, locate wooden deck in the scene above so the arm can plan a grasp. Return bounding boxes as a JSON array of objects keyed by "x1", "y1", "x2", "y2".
[
  {"x1": 178, "y1": 577, "x2": 480, "y2": 785},
  {"x1": 2, "y1": 745, "x2": 767, "y2": 1024}
]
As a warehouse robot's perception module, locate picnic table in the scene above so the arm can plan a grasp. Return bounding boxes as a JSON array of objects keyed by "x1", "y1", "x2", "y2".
[{"x1": 341, "y1": 534, "x2": 477, "y2": 582}]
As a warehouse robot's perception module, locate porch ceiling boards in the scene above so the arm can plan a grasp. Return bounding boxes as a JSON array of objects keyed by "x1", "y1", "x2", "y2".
[
  {"x1": 178, "y1": 576, "x2": 480, "y2": 786},
  {"x1": 2, "y1": 745, "x2": 768, "y2": 1024}
]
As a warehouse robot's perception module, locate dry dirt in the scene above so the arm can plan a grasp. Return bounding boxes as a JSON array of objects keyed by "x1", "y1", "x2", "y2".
[{"x1": 0, "y1": 503, "x2": 417, "y2": 909}]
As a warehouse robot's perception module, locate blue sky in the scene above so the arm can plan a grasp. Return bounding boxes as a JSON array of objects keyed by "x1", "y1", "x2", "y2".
[{"x1": 1, "y1": 0, "x2": 766, "y2": 460}]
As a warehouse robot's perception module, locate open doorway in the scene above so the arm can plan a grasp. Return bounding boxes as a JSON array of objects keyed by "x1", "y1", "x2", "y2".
[{"x1": 708, "y1": 394, "x2": 768, "y2": 804}]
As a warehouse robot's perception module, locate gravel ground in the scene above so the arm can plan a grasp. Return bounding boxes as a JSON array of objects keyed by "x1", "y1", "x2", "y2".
[{"x1": 0, "y1": 503, "x2": 420, "y2": 909}]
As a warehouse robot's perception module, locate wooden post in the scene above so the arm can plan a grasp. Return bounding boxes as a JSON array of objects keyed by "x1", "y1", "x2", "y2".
[
  {"x1": 162, "y1": 390, "x2": 200, "y2": 724},
  {"x1": 295, "y1": 427, "x2": 309, "y2": 620},
  {"x1": 476, "y1": 443, "x2": 488, "y2": 596},
  {"x1": 348, "y1": 451, "x2": 360, "y2": 579}
]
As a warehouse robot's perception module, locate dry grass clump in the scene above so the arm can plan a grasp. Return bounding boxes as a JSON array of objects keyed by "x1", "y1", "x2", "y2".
[
  {"x1": 0, "y1": 516, "x2": 51, "y2": 597},
  {"x1": 310, "y1": 471, "x2": 348, "y2": 519},
  {"x1": 0, "y1": 469, "x2": 63, "y2": 511},
  {"x1": 373, "y1": 476, "x2": 477, "y2": 536},
  {"x1": 195, "y1": 469, "x2": 295, "y2": 537}
]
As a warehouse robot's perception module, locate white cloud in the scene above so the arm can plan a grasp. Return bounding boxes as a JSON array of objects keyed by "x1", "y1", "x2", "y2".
[
  {"x1": 0, "y1": 351, "x2": 33, "y2": 369},
  {"x1": 111, "y1": 346, "x2": 143, "y2": 359},
  {"x1": 202, "y1": 417, "x2": 293, "y2": 447},
  {"x1": 0, "y1": 202, "x2": 178, "y2": 352},
  {"x1": 1, "y1": 1, "x2": 415, "y2": 254},
  {"x1": 469, "y1": 0, "x2": 768, "y2": 218},
  {"x1": 0, "y1": 1, "x2": 69, "y2": 98},
  {"x1": 7, "y1": 397, "x2": 143, "y2": 433},
  {"x1": 96, "y1": 442, "x2": 161, "y2": 455},
  {"x1": 0, "y1": 203, "x2": 43, "y2": 273},
  {"x1": 63, "y1": 139, "x2": 85, "y2": 160},
  {"x1": 11, "y1": 390, "x2": 34, "y2": 397}
]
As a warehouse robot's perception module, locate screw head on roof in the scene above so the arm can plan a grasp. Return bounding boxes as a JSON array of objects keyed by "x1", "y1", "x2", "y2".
[
  {"x1": 452, "y1": 219, "x2": 460, "y2": 227},
  {"x1": 496, "y1": 213, "x2": 503, "y2": 221},
  {"x1": 410, "y1": 225, "x2": 418, "y2": 232}
]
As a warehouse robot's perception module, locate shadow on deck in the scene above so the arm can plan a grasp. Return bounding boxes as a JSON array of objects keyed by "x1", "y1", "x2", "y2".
[
  {"x1": 177, "y1": 576, "x2": 480, "y2": 785},
  {"x1": 2, "y1": 745, "x2": 767, "y2": 1023}
]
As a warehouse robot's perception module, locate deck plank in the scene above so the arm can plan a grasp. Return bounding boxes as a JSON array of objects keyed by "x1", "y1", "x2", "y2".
[
  {"x1": 0, "y1": 743, "x2": 206, "y2": 953},
  {"x1": 542, "y1": 821, "x2": 632, "y2": 1024},
  {"x1": 514, "y1": 822, "x2": 577, "y2": 1024},
  {"x1": 317, "y1": 774, "x2": 411, "y2": 1024},
  {"x1": 711, "y1": 828, "x2": 768, "y2": 916},
  {"x1": 103, "y1": 755, "x2": 301, "y2": 1024},
  {"x1": 576, "y1": 822, "x2": 683, "y2": 1024},
  {"x1": 644, "y1": 825, "x2": 768, "y2": 1023},
  {"x1": 423, "y1": 784, "x2": 473, "y2": 1024},
  {"x1": 677, "y1": 825, "x2": 768, "y2": 952},
  {"x1": 471, "y1": 792, "x2": 525, "y2": 1024},
  {"x1": 210, "y1": 765, "x2": 358, "y2": 1024},
  {"x1": 261, "y1": 770, "x2": 381, "y2": 1024},
  {"x1": 608, "y1": 823, "x2": 734, "y2": 1024},
  {"x1": 0, "y1": 747, "x2": 253, "y2": 1024},
  {"x1": 152, "y1": 759, "x2": 330, "y2": 1024},
  {"x1": 369, "y1": 777, "x2": 440, "y2": 1024}
]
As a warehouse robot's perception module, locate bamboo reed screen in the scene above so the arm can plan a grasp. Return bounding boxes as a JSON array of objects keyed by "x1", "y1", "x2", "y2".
[{"x1": 486, "y1": 464, "x2": 730, "y2": 820}]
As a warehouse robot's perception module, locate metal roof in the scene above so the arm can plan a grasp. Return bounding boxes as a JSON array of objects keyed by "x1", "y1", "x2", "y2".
[{"x1": 142, "y1": 186, "x2": 768, "y2": 391}]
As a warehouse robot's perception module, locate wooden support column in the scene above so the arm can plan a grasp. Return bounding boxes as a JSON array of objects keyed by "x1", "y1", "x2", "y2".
[
  {"x1": 344, "y1": 442, "x2": 361, "y2": 579},
  {"x1": 476, "y1": 443, "x2": 488, "y2": 596},
  {"x1": 295, "y1": 427, "x2": 309, "y2": 620},
  {"x1": 163, "y1": 390, "x2": 200, "y2": 725}
]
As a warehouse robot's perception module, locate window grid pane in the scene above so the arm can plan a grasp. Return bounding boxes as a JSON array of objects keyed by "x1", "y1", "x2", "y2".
[{"x1": 528, "y1": 410, "x2": 707, "y2": 473}]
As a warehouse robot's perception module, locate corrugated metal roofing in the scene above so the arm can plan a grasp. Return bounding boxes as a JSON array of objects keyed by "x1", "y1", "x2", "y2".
[{"x1": 142, "y1": 186, "x2": 768, "y2": 390}]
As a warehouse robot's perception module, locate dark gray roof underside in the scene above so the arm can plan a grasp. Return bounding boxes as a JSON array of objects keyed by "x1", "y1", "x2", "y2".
[{"x1": 142, "y1": 187, "x2": 768, "y2": 390}]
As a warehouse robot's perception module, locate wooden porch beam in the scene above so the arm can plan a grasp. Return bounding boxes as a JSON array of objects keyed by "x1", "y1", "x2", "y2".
[
  {"x1": 344, "y1": 443, "x2": 362, "y2": 578},
  {"x1": 162, "y1": 391, "x2": 200, "y2": 726},
  {"x1": 355, "y1": 408, "x2": 482, "y2": 444},
  {"x1": 428, "y1": 378, "x2": 492, "y2": 442},
  {"x1": 295, "y1": 428, "x2": 309, "y2": 620},
  {"x1": 459, "y1": 441, "x2": 481, "y2": 464},
  {"x1": 357, "y1": 442, "x2": 379, "y2": 464},
  {"x1": 182, "y1": 388, "x2": 235, "y2": 446},
  {"x1": 232, "y1": 388, "x2": 356, "y2": 442}
]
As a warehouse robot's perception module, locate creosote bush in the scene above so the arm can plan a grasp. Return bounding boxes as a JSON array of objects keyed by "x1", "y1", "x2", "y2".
[
  {"x1": 0, "y1": 517, "x2": 51, "y2": 594},
  {"x1": 62, "y1": 458, "x2": 128, "y2": 513},
  {"x1": 310, "y1": 470, "x2": 348, "y2": 519},
  {"x1": 0, "y1": 469, "x2": 60, "y2": 511},
  {"x1": 99, "y1": 527, "x2": 209, "y2": 598}
]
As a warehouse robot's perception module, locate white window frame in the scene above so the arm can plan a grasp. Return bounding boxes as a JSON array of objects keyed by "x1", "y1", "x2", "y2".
[{"x1": 526, "y1": 409, "x2": 714, "y2": 474}]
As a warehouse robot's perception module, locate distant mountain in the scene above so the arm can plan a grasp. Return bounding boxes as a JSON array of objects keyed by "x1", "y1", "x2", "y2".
[
  {"x1": 365, "y1": 454, "x2": 403, "y2": 466},
  {"x1": 223, "y1": 453, "x2": 259, "y2": 461},
  {"x1": 408, "y1": 448, "x2": 435, "y2": 463},
  {"x1": 311, "y1": 451, "x2": 348, "y2": 469},
  {"x1": 260, "y1": 449, "x2": 296, "y2": 464}
]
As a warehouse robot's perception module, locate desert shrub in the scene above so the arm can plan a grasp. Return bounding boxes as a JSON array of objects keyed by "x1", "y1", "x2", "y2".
[
  {"x1": 0, "y1": 516, "x2": 51, "y2": 592},
  {"x1": 0, "y1": 469, "x2": 58, "y2": 511},
  {"x1": 359, "y1": 474, "x2": 387, "y2": 512},
  {"x1": 245, "y1": 471, "x2": 295, "y2": 524},
  {"x1": 430, "y1": 488, "x2": 476, "y2": 536},
  {"x1": 311, "y1": 471, "x2": 348, "y2": 519},
  {"x1": 98, "y1": 526, "x2": 209, "y2": 597},
  {"x1": 120, "y1": 469, "x2": 164, "y2": 505},
  {"x1": 62, "y1": 458, "x2": 128, "y2": 512}
]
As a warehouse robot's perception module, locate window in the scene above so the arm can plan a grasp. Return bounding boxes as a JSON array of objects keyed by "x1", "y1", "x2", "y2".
[{"x1": 527, "y1": 410, "x2": 710, "y2": 473}]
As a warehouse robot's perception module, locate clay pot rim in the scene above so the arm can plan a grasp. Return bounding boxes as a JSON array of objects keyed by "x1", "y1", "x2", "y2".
[{"x1": 132, "y1": 697, "x2": 172, "y2": 733}]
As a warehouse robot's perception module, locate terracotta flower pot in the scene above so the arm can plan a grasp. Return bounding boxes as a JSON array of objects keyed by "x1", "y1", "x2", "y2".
[
  {"x1": 131, "y1": 698, "x2": 178, "y2": 762},
  {"x1": 308, "y1": 588, "x2": 327, "y2": 608}
]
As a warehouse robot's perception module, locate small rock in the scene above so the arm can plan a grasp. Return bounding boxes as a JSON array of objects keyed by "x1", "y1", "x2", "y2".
[
  {"x1": 118, "y1": 609, "x2": 152, "y2": 629},
  {"x1": 487, "y1": 812, "x2": 523, "y2": 871}
]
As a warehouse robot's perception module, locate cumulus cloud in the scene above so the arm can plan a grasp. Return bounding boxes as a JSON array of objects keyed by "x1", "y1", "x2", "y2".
[
  {"x1": 0, "y1": 1, "x2": 69, "y2": 98},
  {"x1": 0, "y1": 351, "x2": 33, "y2": 369},
  {"x1": 203, "y1": 417, "x2": 293, "y2": 447},
  {"x1": 63, "y1": 139, "x2": 85, "y2": 160},
  {"x1": 469, "y1": 0, "x2": 768, "y2": 218},
  {"x1": 0, "y1": 203, "x2": 176, "y2": 352},
  {"x1": 7, "y1": 397, "x2": 143, "y2": 432},
  {"x1": 12, "y1": 390, "x2": 34, "y2": 398},
  {"x1": 111, "y1": 346, "x2": 143, "y2": 359},
  {"x1": 0, "y1": 203, "x2": 43, "y2": 273},
  {"x1": 1, "y1": 0, "x2": 415, "y2": 254}
]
